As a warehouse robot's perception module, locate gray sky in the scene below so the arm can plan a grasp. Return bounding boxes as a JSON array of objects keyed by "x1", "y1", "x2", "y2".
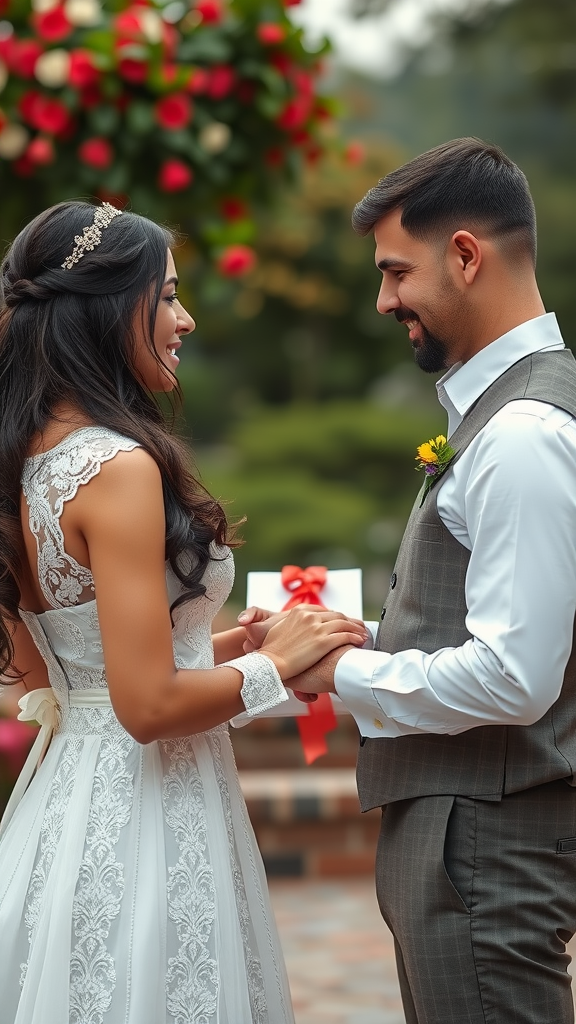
[{"x1": 289, "y1": 0, "x2": 496, "y2": 78}]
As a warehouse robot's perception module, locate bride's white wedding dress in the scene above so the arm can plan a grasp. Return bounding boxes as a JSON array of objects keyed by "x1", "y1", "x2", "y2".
[{"x1": 0, "y1": 427, "x2": 294, "y2": 1024}]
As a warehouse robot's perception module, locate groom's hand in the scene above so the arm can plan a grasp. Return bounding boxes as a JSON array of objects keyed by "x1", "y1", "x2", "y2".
[{"x1": 288, "y1": 646, "x2": 353, "y2": 695}]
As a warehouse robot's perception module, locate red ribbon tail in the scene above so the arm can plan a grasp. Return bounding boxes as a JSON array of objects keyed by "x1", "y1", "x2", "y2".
[{"x1": 296, "y1": 692, "x2": 337, "y2": 765}]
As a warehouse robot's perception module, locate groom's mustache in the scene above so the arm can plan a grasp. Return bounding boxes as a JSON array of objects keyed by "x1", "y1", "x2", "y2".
[{"x1": 394, "y1": 307, "x2": 420, "y2": 325}]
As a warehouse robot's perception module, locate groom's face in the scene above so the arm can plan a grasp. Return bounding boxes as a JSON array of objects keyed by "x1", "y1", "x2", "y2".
[{"x1": 373, "y1": 210, "x2": 471, "y2": 373}]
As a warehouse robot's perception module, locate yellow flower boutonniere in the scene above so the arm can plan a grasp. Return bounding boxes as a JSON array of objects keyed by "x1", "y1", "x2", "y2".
[{"x1": 415, "y1": 434, "x2": 457, "y2": 505}]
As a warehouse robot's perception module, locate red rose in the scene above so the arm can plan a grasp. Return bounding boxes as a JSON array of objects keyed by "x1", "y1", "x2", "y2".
[
  {"x1": 207, "y1": 64, "x2": 235, "y2": 100},
  {"x1": 257, "y1": 23, "x2": 286, "y2": 46},
  {"x1": 221, "y1": 197, "x2": 247, "y2": 221},
  {"x1": 291, "y1": 69, "x2": 313, "y2": 96},
  {"x1": 78, "y1": 137, "x2": 114, "y2": 169},
  {"x1": 155, "y1": 93, "x2": 192, "y2": 130},
  {"x1": 269, "y1": 52, "x2": 292, "y2": 76},
  {"x1": 276, "y1": 95, "x2": 312, "y2": 131},
  {"x1": 283, "y1": 0, "x2": 302, "y2": 5},
  {"x1": 12, "y1": 40, "x2": 44, "y2": 78},
  {"x1": 27, "y1": 136, "x2": 55, "y2": 165},
  {"x1": 196, "y1": 0, "x2": 221, "y2": 24},
  {"x1": 114, "y1": 10, "x2": 142, "y2": 38},
  {"x1": 162, "y1": 22, "x2": 178, "y2": 61},
  {"x1": 33, "y1": 6, "x2": 73, "y2": 43},
  {"x1": 187, "y1": 68, "x2": 209, "y2": 94},
  {"x1": 69, "y1": 50, "x2": 100, "y2": 89},
  {"x1": 217, "y1": 244, "x2": 256, "y2": 278},
  {"x1": 19, "y1": 91, "x2": 41, "y2": 124},
  {"x1": 158, "y1": 158, "x2": 193, "y2": 192},
  {"x1": 20, "y1": 93, "x2": 71, "y2": 135},
  {"x1": 118, "y1": 58, "x2": 148, "y2": 83}
]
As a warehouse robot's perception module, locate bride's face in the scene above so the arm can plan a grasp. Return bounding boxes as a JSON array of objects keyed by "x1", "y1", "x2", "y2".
[{"x1": 133, "y1": 250, "x2": 195, "y2": 392}]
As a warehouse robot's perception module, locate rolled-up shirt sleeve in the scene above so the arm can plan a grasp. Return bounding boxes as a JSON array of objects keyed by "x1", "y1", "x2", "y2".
[{"x1": 335, "y1": 402, "x2": 576, "y2": 738}]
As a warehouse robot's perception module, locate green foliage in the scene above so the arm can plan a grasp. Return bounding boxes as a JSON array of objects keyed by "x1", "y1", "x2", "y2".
[{"x1": 200, "y1": 398, "x2": 445, "y2": 612}]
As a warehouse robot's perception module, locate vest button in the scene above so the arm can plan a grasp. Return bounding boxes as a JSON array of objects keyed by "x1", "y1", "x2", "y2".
[
  {"x1": 380, "y1": 606, "x2": 386, "y2": 620},
  {"x1": 390, "y1": 572, "x2": 397, "y2": 590}
]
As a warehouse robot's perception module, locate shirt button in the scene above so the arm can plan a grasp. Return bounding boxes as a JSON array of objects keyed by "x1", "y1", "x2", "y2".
[
  {"x1": 373, "y1": 718, "x2": 384, "y2": 730},
  {"x1": 390, "y1": 572, "x2": 397, "y2": 590}
]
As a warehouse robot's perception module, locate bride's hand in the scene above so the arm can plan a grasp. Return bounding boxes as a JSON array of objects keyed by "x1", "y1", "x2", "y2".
[
  {"x1": 237, "y1": 606, "x2": 290, "y2": 653},
  {"x1": 257, "y1": 607, "x2": 369, "y2": 680}
]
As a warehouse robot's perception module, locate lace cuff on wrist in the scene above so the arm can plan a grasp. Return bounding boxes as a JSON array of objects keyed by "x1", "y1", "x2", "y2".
[{"x1": 222, "y1": 652, "x2": 288, "y2": 717}]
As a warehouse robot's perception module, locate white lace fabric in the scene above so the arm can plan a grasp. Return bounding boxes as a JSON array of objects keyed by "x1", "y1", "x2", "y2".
[
  {"x1": 21, "y1": 426, "x2": 141, "y2": 610},
  {"x1": 0, "y1": 426, "x2": 294, "y2": 1024},
  {"x1": 222, "y1": 653, "x2": 288, "y2": 716}
]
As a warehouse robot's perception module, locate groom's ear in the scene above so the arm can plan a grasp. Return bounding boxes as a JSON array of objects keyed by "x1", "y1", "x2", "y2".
[{"x1": 449, "y1": 230, "x2": 482, "y2": 286}]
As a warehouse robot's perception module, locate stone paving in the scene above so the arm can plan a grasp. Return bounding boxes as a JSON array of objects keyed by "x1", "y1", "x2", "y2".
[
  {"x1": 269, "y1": 879, "x2": 405, "y2": 1024},
  {"x1": 269, "y1": 878, "x2": 576, "y2": 1024}
]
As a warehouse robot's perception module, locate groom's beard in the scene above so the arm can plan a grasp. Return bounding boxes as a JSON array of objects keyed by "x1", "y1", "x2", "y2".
[{"x1": 394, "y1": 307, "x2": 449, "y2": 375}]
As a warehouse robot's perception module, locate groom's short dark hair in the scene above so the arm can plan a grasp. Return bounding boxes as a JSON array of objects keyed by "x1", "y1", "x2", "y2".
[{"x1": 352, "y1": 137, "x2": 537, "y2": 266}]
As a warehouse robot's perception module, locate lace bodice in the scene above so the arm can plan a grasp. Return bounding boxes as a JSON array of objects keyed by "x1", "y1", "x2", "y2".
[
  {"x1": 20, "y1": 426, "x2": 235, "y2": 704},
  {"x1": 22, "y1": 426, "x2": 142, "y2": 610}
]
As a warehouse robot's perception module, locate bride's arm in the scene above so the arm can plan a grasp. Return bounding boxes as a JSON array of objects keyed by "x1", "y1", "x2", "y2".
[
  {"x1": 211, "y1": 628, "x2": 249, "y2": 664},
  {"x1": 69, "y1": 449, "x2": 367, "y2": 744}
]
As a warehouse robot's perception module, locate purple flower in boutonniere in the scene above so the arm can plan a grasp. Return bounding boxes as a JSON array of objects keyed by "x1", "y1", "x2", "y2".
[{"x1": 415, "y1": 434, "x2": 457, "y2": 505}]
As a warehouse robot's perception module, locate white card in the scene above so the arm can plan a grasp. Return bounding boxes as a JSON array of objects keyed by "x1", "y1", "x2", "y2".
[
  {"x1": 230, "y1": 568, "x2": 363, "y2": 722},
  {"x1": 246, "y1": 568, "x2": 363, "y2": 618}
]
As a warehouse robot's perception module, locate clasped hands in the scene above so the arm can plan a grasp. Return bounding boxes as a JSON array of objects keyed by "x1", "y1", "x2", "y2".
[{"x1": 237, "y1": 605, "x2": 369, "y2": 702}]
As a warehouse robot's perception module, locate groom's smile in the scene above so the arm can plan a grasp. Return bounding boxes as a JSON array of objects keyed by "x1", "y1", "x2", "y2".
[{"x1": 373, "y1": 209, "x2": 476, "y2": 371}]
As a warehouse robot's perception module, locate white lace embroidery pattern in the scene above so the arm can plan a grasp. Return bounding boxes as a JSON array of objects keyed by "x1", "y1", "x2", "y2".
[
  {"x1": 69, "y1": 731, "x2": 135, "y2": 1024},
  {"x1": 209, "y1": 731, "x2": 270, "y2": 1023},
  {"x1": 22, "y1": 427, "x2": 140, "y2": 610},
  {"x1": 21, "y1": 736, "x2": 83, "y2": 984},
  {"x1": 222, "y1": 653, "x2": 288, "y2": 717},
  {"x1": 162, "y1": 738, "x2": 219, "y2": 1023}
]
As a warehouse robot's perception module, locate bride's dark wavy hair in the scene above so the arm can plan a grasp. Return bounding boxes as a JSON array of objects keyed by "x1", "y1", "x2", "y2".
[{"x1": 0, "y1": 200, "x2": 233, "y2": 679}]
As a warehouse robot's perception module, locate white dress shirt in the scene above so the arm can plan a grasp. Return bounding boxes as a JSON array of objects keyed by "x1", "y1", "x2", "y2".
[{"x1": 335, "y1": 313, "x2": 576, "y2": 738}]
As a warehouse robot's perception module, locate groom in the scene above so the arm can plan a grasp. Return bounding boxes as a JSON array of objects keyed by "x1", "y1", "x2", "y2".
[{"x1": 283, "y1": 138, "x2": 576, "y2": 1023}]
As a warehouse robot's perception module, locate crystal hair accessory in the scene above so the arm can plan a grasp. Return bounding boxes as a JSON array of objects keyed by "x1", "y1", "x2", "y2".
[{"x1": 61, "y1": 202, "x2": 123, "y2": 270}]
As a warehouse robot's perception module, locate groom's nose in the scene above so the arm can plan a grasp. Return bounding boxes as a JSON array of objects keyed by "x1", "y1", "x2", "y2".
[{"x1": 376, "y1": 278, "x2": 400, "y2": 315}]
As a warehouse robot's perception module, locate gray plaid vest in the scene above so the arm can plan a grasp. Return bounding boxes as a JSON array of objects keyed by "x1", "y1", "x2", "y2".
[{"x1": 357, "y1": 348, "x2": 576, "y2": 811}]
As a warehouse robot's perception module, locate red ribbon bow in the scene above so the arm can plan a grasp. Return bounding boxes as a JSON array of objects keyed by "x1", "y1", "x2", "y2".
[
  {"x1": 280, "y1": 565, "x2": 328, "y2": 609},
  {"x1": 281, "y1": 564, "x2": 337, "y2": 765}
]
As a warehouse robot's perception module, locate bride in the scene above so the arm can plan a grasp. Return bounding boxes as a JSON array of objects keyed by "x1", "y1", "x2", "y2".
[{"x1": 0, "y1": 201, "x2": 367, "y2": 1024}]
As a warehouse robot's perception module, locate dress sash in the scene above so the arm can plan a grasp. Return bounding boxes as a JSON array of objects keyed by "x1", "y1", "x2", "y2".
[{"x1": 0, "y1": 687, "x2": 112, "y2": 839}]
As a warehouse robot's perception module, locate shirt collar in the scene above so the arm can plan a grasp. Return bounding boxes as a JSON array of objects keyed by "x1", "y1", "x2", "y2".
[{"x1": 437, "y1": 312, "x2": 564, "y2": 436}]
